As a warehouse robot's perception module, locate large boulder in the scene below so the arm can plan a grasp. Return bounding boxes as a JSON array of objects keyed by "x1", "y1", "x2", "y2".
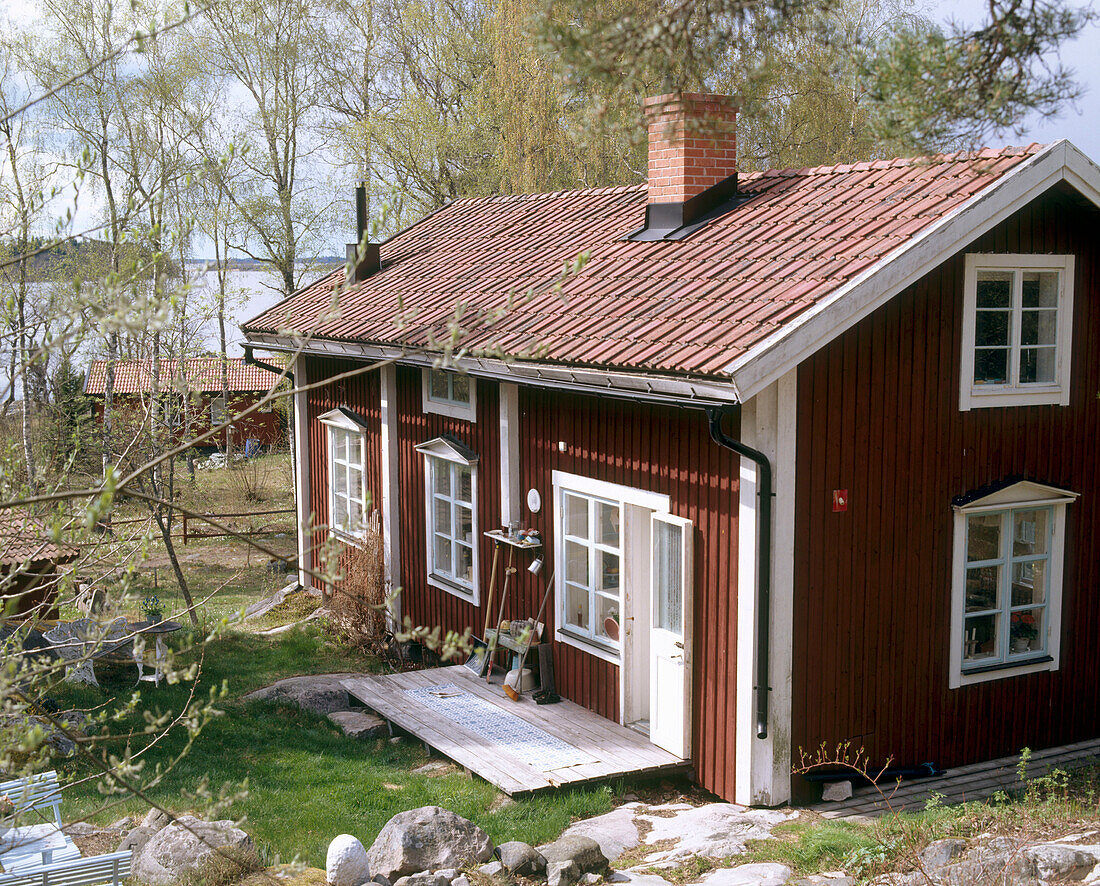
[
  {"x1": 243, "y1": 674, "x2": 358, "y2": 715},
  {"x1": 497, "y1": 841, "x2": 546, "y2": 876},
  {"x1": 132, "y1": 814, "x2": 254, "y2": 885},
  {"x1": 541, "y1": 835, "x2": 609, "y2": 874},
  {"x1": 328, "y1": 834, "x2": 371, "y2": 886},
  {"x1": 367, "y1": 806, "x2": 494, "y2": 881}
]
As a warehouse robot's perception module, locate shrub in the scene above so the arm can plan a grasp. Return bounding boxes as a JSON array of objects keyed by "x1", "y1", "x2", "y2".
[{"x1": 326, "y1": 517, "x2": 388, "y2": 654}]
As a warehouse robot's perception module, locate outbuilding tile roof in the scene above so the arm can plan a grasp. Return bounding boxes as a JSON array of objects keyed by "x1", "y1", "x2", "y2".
[
  {"x1": 84, "y1": 358, "x2": 284, "y2": 396},
  {"x1": 0, "y1": 510, "x2": 78, "y2": 567},
  {"x1": 244, "y1": 145, "x2": 1044, "y2": 378}
]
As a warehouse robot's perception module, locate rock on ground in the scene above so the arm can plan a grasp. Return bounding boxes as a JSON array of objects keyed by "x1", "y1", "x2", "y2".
[
  {"x1": 918, "y1": 839, "x2": 967, "y2": 871},
  {"x1": 243, "y1": 674, "x2": 359, "y2": 715},
  {"x1": 700, "y1": 864, "x2": 793, "y2": 886},
  {"x1": 542, "y1": 835, "x2": 609, "y2": 875},
  {"x1": 554, "y1": 804, "x2": 646, "y2": 863},
  {"x1": 327, "y1": 834, "x2": 371, "y2": 886},
  {"x1": 633, "y1": 804, "x2": 794, "y2": 867},
  {"x1": 392, "y1": 873, "x2": 451, "y2": 886},
  {"x1": 367, "y1": 806, "x2": 494, "y2": 882},
  {"x1": 132, "y1": 814, "x2": 254, "y2": 886},
  {"x1": 328, "y1": 710, "x2": 388, "y2": 739},
  {"x1": 497, "y1": 841, "x2": 547, "y2": 876}
]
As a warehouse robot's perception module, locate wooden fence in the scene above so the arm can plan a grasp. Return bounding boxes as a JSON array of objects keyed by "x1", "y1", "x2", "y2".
[{"x1": 180, "y1": 508, "x2": 295, "y2": 544}]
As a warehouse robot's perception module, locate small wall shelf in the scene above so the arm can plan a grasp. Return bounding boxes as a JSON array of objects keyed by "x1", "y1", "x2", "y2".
[{"x1": 484, "y1": 529, "x2": 542, "y2": 550}]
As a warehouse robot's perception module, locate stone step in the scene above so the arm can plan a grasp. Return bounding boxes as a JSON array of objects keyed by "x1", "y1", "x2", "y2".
[{"x1": 328, "y1": 709, "x2": 388, "y2": 739}]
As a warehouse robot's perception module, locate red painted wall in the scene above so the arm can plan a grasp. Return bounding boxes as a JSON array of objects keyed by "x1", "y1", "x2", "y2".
[
  {"x1": 304, "y1": 359, "x2": 744, "y2": 800},
  {"x1": 91, "y1": 393, "x2": 284, "y2": 449},
  {"x1": 791, "y1": 185, "x2": 1100, "y2": 800}
]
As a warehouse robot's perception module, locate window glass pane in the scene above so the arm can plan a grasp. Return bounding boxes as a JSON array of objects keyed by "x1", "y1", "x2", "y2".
[
  {"x1": 1020, "y1": 309, "x2": 1057, "y2": 346},
  {"x1": 975, "y1": 310, "x2": 1010, "y2": 347},
  {"x1": 429, "y1": 370, "x2": 449, "y2": 399},
  {"x1": 596, "y1": 595, "x2": 619, "y2": 643},
  {"x1": 1021, "y1": 271, "x2": 1058, "y2": 308},
  {"x1": 432, "y1": 459, "x2": 450, "y2": 496},
  {"x1": 597, "y1": 501, "x2": 620, "y2": 548},
  {"x1": 1012, "y1": 560, "x2": 1046, "y2": 606},
  {"x1": 566, "y1": 540, "x2": 588, "y2": 585},
  {"x1": 333, "y1": 495, "x2": 348, "y2": 529},
  {"x1": 433, "y1": 497, "x2": 451, "y2": 536},
  {"x1": 967, "y1": 513, "x2": 1001, "y2": 561},
  {"x1": 1013, "y1": 509, "x2": 1048, "y2": 557},
  {"x1": 455, "y1": 543, "x2": 473, "y2": 585},
  {"x1": 976, "y1": 271, "x2": 1012, "y2": 308},
  {"x1": 456, "y1": 503, "x2": 473, "y2": 543},
  {"x1": 334, "y1": 429, "x2": 347, "y2": 462},
  {"x1": 347, "y1": 467, "x2": 362, "y2": 499},
  {"x1": 964, "y1": 613, "x2": 999, "y2": 662},
  {"x1": 349, "y1": 500, "x2": 362, "y2": 526},
  {"x1": 451, "y1": 374, "x2": 471, "y2": 404},
  {"x1": 1019, "y1": 347, "x2": 1056, "y2": 384},
  {"x1": 334, "y1": 463, "x2": 348, "y2": 497},
  {"x1": 565, "y1": 494, "x2": 588, "y2": 539},
  {"x1": 965, "y1": 565, "x2": 999, "y2": 611},
  {"x1": 457, "y1": 466, "x2": 473, "y2": 504},
  {"x1": 566, "y1": 583, "x2": 589, "y2": 629},
  {"x1": 974, "y1": 348, "x2": 1009, "y2": 385},
  {"x1": 598, "y1": 549, "x2": 620, "y2": 593},
  {"x1": 1010, "y1": 608, "x2": 1043, "y2": 654},
  {"x1": 433, "y1": 535, "x2": 451, "y2": 575},
  {"x1": 654, "y1": 520, "x2": 682, "y2": 632}
]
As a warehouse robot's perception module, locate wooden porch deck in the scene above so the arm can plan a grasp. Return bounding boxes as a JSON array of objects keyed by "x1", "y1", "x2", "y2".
[
  {"x1": 809, "y1": 737, "x2": 1100, "y2": 820},
  {"x1": 342, "y1": 666, "x2": 689, "y2": 797}
]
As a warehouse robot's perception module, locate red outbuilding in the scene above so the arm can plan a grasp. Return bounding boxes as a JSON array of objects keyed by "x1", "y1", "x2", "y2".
[
  {"x1": 84, "y1": 357, "x2": 286, "y2": 451},
  {"x1": 243, "y1": 91, "x2": 1100, "y2": 805}
]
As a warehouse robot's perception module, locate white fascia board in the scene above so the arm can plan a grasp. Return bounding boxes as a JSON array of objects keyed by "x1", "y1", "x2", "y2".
[
  {"x1": 726, "y1": 141, "x2": 1100, "y2": 401},
  {"x1": 242, "y1": 334, "x2": 742, "y2": 406}
]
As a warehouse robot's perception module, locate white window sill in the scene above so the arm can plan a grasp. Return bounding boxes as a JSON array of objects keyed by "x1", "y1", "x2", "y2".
[
  {"x1": 328, "y1": 527, "x2": 368, "y2": 548},
  {"x1": 428, "y1": 573, "x2": 478, "y2": 605},
  {"x1": 962, "y1": 385, "x2": 1068, "y2": 410},
  {"x1": 952, "y1": 654, "x2": 1057, "y2": 688},
  {"x1": 555, "y1": 627, "x2": 620, "y2": 665}
]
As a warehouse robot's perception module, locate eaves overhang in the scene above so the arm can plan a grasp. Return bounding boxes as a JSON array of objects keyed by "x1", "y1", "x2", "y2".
[{"x1": 242, "y1": 332, "x2": 742, "y2": 407}]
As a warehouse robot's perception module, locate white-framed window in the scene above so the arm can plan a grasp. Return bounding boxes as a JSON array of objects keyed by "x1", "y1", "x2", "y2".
[
  {"x1": 210, "y1": 395, "x2": 228, "y2": 425},
  {"x1": 319, "y1": 407, "x2": 370, "y2": 537},
  {"x1": 421, "y1": 367, "x2": 477, "y2": 422},
  {"x1": 552, "y1": 471, "x2": 670, "y2": 663},
  {"x1": 415, "y1": 435, "x2": 479, "y2": 602},
  {"x1": 960, "y1": 253, "x2": 1075, "y2": 410},
  {"x1": 949, "y1": 479, "x2": 1077, "y2": 688}
]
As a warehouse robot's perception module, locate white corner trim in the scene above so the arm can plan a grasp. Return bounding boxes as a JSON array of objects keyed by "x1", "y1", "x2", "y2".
[
  {"x1": 733, "y1": 369, "x2": 797, "y2": 806},
  {"x1": 958, "y1": 253, "x2": 1075, "y2": 411},
  {"x1": 292, "y1": 356, "x2": 312, "y2": 590},
  {"x1": 380, "y1": 363, "x2": 401, "y2": 623},
  {"x1": 729, "y1": 141, "x2": 1099, "y2": 400},
  {"x1": 499, "y1": 382, "x2": 520, "y2": 526},
  {"x1": 421, "y1": 367, "x2": 478, "y2": 422}
]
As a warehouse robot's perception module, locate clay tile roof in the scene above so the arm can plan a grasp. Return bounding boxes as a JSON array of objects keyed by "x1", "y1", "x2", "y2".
[
  {"x1": 0, "y1": 510, "x2": 78, "y2": 567},
  {"x1": 243, "y1": 145, "x2": 1044, "y2": 378},
  {"x1": 84, "y1": 358, "x2": 284, "y2": 396}
]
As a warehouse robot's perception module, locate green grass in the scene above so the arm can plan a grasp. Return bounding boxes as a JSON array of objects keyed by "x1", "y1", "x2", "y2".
[{"x1": 49, "y1": 626, "x2": 615, "y2": 869}]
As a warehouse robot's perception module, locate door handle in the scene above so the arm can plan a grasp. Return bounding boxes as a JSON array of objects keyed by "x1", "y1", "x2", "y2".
[
  {"x1": 674, "y1": 641, "x2": 684, "y2": 649},
  {"x1": 670, "y1": 654, "x2": 683, "y2": 661}
]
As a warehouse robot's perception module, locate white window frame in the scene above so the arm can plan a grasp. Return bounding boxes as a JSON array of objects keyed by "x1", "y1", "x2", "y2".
[
  {"x1": 552, "y1": 470, "x2": 669, "y2": 663},
  {"x1": 949, "y1": 480, "x2": 1077, "y2": 688},
  {"x1": 416, "y1": 436, "x2": 479, "y2": 604},
  {"x1": 319, "y1": 407, "x2": 371, "y2": 540},
  {"x1": 959, "y1": 253, "x2": 1075, "y2": 410},
  {"x1": 421, "y1": 368, "x2": 477, "y2": 422},
  {"x1": 210, "y1": 395, "x2": 228, "y2": 425}
]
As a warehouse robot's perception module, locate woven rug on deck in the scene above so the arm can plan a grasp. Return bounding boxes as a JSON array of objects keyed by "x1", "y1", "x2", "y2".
[{"x1": 403, "y1": 683, "x2": 596, "y2": 771}]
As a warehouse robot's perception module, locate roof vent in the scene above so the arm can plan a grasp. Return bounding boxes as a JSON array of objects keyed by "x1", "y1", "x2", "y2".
[
  {"x1": 346, "y1": 182, "x2": 381, "y2": 283},
  {"x1": 629, "y1": 92, "x2": 749, "y2": 241}
]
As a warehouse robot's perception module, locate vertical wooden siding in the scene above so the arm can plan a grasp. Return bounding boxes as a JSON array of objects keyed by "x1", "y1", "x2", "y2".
[
  {"x1": 305, "y1": 356, "x2": 383, "y2": 592},
  {"x1": 791, "y1": 186, "x2": 1100, "y2": 800}
]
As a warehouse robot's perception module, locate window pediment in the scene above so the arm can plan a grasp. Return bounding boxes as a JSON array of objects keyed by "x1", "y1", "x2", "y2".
[
  {"x1": 319, "y1": 406, "x2": 370, "y2": 431},
  {"x1": 953, "y1": 478, "x2": 1078, "y2": 511},
  {"x1": 414, "y1": 434, "x2": 478, "y2": 466}
]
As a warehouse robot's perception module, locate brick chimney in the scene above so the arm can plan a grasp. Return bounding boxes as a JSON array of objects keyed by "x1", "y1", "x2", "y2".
[
  {"x1": 645, "y1": 92, "x2": 738, "y2": 203},
  {"x1": 630, "y1": 92, "x2": 741, "y2": 241}
]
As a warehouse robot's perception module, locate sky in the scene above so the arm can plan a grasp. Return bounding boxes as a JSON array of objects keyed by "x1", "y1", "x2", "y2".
[{"x1": 928, "y1": 0, "x2": 1100, "y2": 159}]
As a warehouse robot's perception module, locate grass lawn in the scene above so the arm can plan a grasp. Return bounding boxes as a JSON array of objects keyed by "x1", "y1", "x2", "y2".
[{"x1": 51, "y1": 626, "x2": 616, "y2": 869}]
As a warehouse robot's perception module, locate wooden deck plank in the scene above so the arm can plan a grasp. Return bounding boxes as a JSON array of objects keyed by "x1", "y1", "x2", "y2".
[
  {"x1": 810, "y1": 739, "x2": 1100, "y2": 819},
  {"x1": 342, "y1": 667, "x2": 689, "y2": 796}
]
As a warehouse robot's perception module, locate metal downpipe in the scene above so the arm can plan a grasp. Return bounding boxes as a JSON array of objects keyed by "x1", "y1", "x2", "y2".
[{"x1": 706, "y1": 406, "x2": 773, "y2": 740}]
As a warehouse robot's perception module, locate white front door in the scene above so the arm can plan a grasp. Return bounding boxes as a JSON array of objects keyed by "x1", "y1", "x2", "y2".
[{"x1": 648, "y1": 513, "x2": 693, "y2": 758}]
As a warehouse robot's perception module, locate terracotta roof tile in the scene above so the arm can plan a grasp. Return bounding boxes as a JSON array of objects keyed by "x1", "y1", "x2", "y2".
[
  {"x1": 0, "y1": 510, "x2": 78, "y2": 567},
  {"x1": 243, "y1": 145, "x2": 1044, "y2": 377},
  {"x1": 85, "y1": 358, "x2": 285, "y2": 396}
]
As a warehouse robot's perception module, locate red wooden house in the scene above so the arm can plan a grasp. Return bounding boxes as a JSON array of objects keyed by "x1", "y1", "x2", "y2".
[
  {"x1": 84, "y1": 358, "x2": 285, "y2": 450},
  {"x1": 243, "y1": 92, "x2": 1100, "y2": 805}
]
